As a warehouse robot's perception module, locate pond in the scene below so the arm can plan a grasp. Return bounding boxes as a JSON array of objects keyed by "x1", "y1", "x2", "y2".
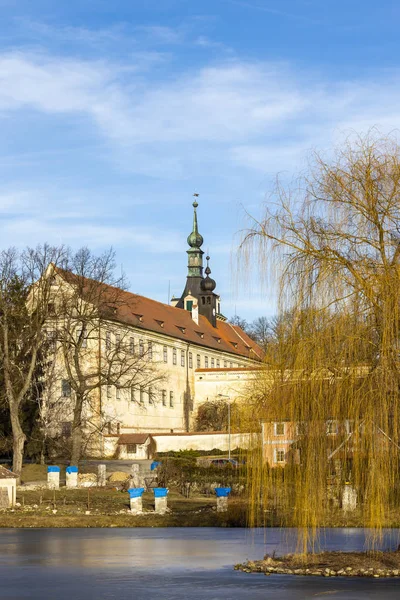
[{"x1": 1, "y1": 528, "x2": 400, "y2": 599}]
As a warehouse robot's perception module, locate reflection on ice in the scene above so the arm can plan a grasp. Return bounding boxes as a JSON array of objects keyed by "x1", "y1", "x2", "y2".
[{"x1": 1, "y1": 528, "x2": 400, "y2": 599}]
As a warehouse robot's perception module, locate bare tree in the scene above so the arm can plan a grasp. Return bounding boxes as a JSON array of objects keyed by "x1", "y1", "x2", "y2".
[
  {"x1": 51, "y1": 248, "x2": 164, "y2": 464},
  {"x1": 0, "y1": 245, "x2": 66, "y2": 475}
]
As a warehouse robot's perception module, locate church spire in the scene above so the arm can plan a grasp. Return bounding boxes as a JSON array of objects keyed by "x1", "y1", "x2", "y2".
[{"x1": 186, "y1": 194, "x2": 204, "y2": 278}]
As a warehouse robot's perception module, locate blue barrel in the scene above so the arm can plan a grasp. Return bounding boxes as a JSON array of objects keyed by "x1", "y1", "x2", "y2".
[
  {"x1": 47, "y1": 466, "x2": 60, "y2": 473},
  {"x1": 66, "y1": 466, "x2": 78, "y2": 474},
  {"x1": 150, "y1": 461, "x2": 161, "y2": 471},
  {"x1": 153, "y1": 487, "x2": 168, "y2": 498},
  {"x1": 215, "y1": 487, "x2": 231, "y2": 497},
  {"x1": 128, "y1": 488, "x2": 145, "y2": 499}
]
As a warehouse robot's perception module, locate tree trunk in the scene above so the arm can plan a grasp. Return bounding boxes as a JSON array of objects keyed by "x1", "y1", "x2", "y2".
[
  {"x1": 10, "y1": 402, "x2": 26, "y2": 477},
  {"x1": 70, "y1": 394, "x2": 84, "y2": 465}
]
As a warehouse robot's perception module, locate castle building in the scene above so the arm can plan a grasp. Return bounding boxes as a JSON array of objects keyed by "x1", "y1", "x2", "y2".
[{"x1": 45, "y1": 199, "x2": 262, "y2": 458}]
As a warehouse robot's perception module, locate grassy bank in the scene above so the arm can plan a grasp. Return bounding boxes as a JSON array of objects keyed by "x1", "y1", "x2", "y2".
[{"x1": 0, "y1": 487, "x2": 248, "y2": 528}]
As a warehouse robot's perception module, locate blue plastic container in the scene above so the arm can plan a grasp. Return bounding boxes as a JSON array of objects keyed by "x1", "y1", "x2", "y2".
[
  {"x1": 153, "y1": 487, "x2": 168, "y2": 498},
  {"x1": 150, "y1": 461, "x2": 161, "y2": 471},
  {"x1": 128, "y1": 488, "x2": 145, "y2": 499},
  {"x1": 66, "y1": 466, "x2": 78, "y2": 474},
  {"x1": 214, "y1": 487, "x2": 231, "y2": 497},
  {"x1": 47, "y1": 466, "x2": 60, "y2": 473}
]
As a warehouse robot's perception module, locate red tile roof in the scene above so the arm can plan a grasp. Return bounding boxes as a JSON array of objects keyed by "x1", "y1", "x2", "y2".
[
  {"x1": 56, "y1": 268, "x2": 264, "y2": 360},
  {"x1": 118, "y1": 434, "x2": 152, "y2": 445},
  {"x1": 0, "y1": 465, "x2": 17, "y2": 479}
]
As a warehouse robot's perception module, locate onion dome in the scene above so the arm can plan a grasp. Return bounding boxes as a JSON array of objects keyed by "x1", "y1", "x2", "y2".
[
  {"x1": 187, "y1": 200, "x2": 204, "y2": 248},
  {"x1": 201, "y1": 256, "x2": 216, "y2": 292}
]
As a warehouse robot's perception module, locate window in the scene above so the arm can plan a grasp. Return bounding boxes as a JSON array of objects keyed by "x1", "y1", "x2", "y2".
[
  {"x1": 216, "y1": 359, "x2": 220, "y2": 368},
  {"x1": 186, "y1": 300, "x2": 193, "y2": 312},
  {"x1": 224, "y1": 361, "x2": 227, "y2": 368},
  {"x1": 131, "y1": 386, "x2": 136, "y2": 402},
  {"x1": 274, "y1": 422, "x2": 285, "y2": 436},
  {"x1": 148, "y1": 341, "x2": 153, "y2": 360},
  {"x1": 296, "y1": 421, "x2": 306, "y2": 436},
  {"x1": 47, "y1": 303, "x2": 56, "y2": 316},
  {"x1": 116, "y1": 333, "x2": 121, "y2": 347},
  {"x1": 61, "y1": 380, "x2": 71, "y2": 398},
  {"x1": 107, "y1": 385, "x2": 112, "y2": 399},
  {"x1": 107, "y1": 421, "x2": 112, "y2": 434},
  {"x1": 326, "y1": 420, "x2": 338, "y2": 435},
  {"x1": 189, "y1": 352, "x2": 193, "y2": 369},
  {"x1": 205, "y1": 356, "x2": 209, "y2": 368},
  {"x1": 173, "y1": 348, "x2": 177, "y2": 365},
  {"x1": 148, "y1": 387, "x2": 154, "y2": 404},
  {"x1": 140, "y1": 386, "x2": 145, "y2": 404},
  {"x1": 162, "y1": 390, "x2": 167, "y2": 406},
  {"x1": 181, "y1": 350, "x2": 185, "y2": 367},
  {"x1": 169, "y1": 391, "x2": 174, "y2": 407},
  {"x1": 275, "y1": 449, "x2": 285, "y2": 463},
  {"x1": 129, "y1": 337, "x2": 135, "y2": 355},
  {"x1": 211, "y1": 358, "x2": 215, "y2": 368},
  {"x1": 116, "y1": 387, "x2": 120, "y2": 400},
  {"x1": 106, "y1": 331, "x2": 111, "y2": 350},
  {"x1": 230, "y1": 362, "x2": 233, "y2": 368},
  {"x1": 197, "y1": 354, "x2": 201, "y2": 369},
  {"x1": 207, "y1": 297, "x2": 211, "y2": 305},
  {"x1": 61, "y1": 422, "x2": 72, "y2": 437},
  {"x1": 47, "y1": 330, "x2": 56, "y2": 351},
  {"x1": 163, "y1": 346, "x2": 168, "y2": 363},
  {"x1": 127, "y1": 444, "x2": 137, "y2": 454},
  {"x1": 201, "y1": 297, "x2": 205, "y2": 305},
  {"x1": 139, "y1": 339, "x2": 144, "y2": 356}
]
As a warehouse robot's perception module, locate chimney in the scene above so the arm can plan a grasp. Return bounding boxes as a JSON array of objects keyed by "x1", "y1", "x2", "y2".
[{"x1": 192, "y1": 300, "x2": 199, "y2": 325}]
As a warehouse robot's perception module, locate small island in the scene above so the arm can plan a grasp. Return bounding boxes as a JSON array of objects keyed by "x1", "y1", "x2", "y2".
[{"x1": 235, "y1": 551, "x2": 400, "y2": 578}]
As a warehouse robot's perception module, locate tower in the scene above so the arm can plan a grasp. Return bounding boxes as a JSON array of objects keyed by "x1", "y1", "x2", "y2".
[{"x1": 175, "y1": 196, "x2": 221, "y2": 327}]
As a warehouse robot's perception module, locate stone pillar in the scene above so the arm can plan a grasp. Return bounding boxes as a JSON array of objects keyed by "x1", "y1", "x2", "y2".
[
  {"x1": 66, "y1": 466, "x2": 78, "y2": 489},
  {"x1": 97, "y1": 464, "x2": 106, "y2": 487},
  {"x1": 153, "y1": 487, "x2": 168, "y2": 514},
  {"x1": 130, "y1": 463, "x2": 143, "y2": 488},
  {"x1": 342, "y1": 484, "x2": 357, "y2": 512},
  {"x1": 47, "y1": 466, "x2": 60, "y2": 490},
  {"x1": 128, "y1": 487, "x2": 145, "y2": 514},
  {"x1": 215, "y1": 487, "x2": 231, "y2": 512}
]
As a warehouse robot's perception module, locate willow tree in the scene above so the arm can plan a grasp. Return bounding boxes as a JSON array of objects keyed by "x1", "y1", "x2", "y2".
[{"x1": 239, "y1": 132, "x2": 400, "y2": 551}]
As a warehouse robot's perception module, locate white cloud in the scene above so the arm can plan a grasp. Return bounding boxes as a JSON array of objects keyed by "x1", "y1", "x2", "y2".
[{"x1": 0, "y1": 49, "x2": 400, "y2": 179}]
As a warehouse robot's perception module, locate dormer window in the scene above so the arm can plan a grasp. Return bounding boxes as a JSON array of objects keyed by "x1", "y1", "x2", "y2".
[
  {"x1": 155, "y1": 320, "x2": 164, "y2": 328},
  {"x1": 134, "y1": 313, "x2": 143, "y2": 322},
  {"x1": 195, "y1": 331, "x2": 204, "y2": 339}
]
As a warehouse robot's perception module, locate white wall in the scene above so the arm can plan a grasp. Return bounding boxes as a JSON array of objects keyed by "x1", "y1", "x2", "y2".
[
  {"x1": 152, "y1": 432, "x2": 253, "y2": 453},
  {"x1": 0, "y1": 479, "x2": 16, "y2": 507}
]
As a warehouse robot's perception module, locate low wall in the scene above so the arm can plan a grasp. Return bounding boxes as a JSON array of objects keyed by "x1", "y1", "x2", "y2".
[{"x1": 152, "y1": 432, "x2": 253, "y2": 453}]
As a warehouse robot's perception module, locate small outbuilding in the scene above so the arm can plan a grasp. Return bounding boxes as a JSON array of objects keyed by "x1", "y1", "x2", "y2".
[
  {"x1": 0, "y1": 465, "x2": 17, "y2": 508},
  {"x1": 117, "y1": 434, "x2": 155, "y2": 459}
]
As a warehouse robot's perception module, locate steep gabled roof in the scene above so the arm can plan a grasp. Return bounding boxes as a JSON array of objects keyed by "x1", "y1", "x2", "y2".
[
  {"x1": 56, "y1": 268, "x2": 264, "y2": 360},
  {"x1": 0, "y1": 465, "x2": 17, "y2": 479}
]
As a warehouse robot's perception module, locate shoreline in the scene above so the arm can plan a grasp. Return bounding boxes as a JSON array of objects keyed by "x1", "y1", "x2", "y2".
[{"x1": 235, "y1": 551, "x2": 400, "y2": 578}]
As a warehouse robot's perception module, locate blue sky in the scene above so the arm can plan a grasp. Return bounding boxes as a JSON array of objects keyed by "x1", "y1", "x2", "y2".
[{"x1": 1, "y1": 0, "x2": 399, "y2": 320}]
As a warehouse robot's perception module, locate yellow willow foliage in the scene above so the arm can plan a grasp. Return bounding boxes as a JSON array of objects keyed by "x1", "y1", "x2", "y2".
[{"x1": 238, "y1": 131, "x2": 400, "y2": 553}]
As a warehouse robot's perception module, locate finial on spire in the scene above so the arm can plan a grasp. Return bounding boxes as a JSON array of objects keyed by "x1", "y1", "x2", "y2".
[
  {"x1": 187, "y1": 193, "x2": 203, "y2": 249},
  {"x1": 201, "y1": 254, "x2": 216, "y2": 291}
]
